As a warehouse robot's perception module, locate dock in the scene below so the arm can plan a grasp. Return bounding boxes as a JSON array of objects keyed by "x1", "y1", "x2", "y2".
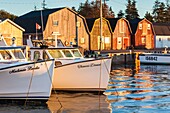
[{"x1": 85, "y1": 48, "x2": 170, "y2": 65}]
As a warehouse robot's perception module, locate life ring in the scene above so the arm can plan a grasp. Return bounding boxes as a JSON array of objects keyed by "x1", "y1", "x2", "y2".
[
  {"x1": 64, "y1": 41, "x2": 69, "y2": 46},
  {"x1": 55, "y1": 61, "x2": 62, "y2": 67}
]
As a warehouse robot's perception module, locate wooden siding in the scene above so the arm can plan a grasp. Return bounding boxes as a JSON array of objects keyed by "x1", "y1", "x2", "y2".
[
  {"x1": 112, "y1": 18, "x2": 131, "y2": 50},
  {"x1": 135, "y1": 19, "x2": 154, "y2": 49},
  {"x1": 0, "y1": 20, "x2": 23, "y2": 46},
  {"x1": 90, "y1": 18, "x2": 112, "y2": 50},
  {"x1": 43, "y1": 8, "x2": 89, "y2": 50}
]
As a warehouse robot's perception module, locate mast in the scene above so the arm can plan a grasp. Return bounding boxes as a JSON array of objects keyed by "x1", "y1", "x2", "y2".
[
  {"x1": 99, "y1": 0, "x2": 102, "y2": 51},
  {"x1": 40, "y1": 1, "x2": 45, "y2": 39}
]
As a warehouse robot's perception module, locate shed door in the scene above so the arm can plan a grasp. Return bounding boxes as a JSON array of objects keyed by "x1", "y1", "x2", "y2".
[
  {"x1": 98, "y1": 36, "x2": 104, "y2": 50},
  {"x1": 117, "y1": 37, "x2": 122, "y2": 49},
  {"x1": 123, "y1": 37, "x2": 129, "y2": 49}
]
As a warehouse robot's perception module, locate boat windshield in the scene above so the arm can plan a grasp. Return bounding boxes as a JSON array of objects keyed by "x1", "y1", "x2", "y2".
[
  {"x1": 48, "y1": 50, "x2": 64, "y2": 58},
  {"x1": 71, "y1": 49, "x2": 82, "y2": 57},
  {"x1": 62, "y1": 50, "x2": 73, "y2": 57},
  {"x1": 0, "y1": 50, "x2": 13, "y2": 60},
  {"x1": 11, "y1": 49, "x2": 25, "y2": 59}
]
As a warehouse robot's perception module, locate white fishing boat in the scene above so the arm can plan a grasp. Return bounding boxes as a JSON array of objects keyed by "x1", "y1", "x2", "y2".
[
  {"x1": 0, "y1": 38, "x2": 55, "y2": 101},
  {"x1": 139, "y1": 52, "x2": 170, "y2": 64},
  {"x1": 27, "y1": 39, "x2": 112, "y2": 91}
]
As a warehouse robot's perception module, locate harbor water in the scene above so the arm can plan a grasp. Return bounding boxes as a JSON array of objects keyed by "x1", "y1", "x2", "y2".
[{"x1": 0, "y1": 64, "x2": 170, "y2": 113}]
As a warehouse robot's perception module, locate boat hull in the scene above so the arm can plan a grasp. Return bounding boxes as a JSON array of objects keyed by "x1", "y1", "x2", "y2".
[
  {"x1": 0, "y1": 60, "x2": 54, "y2": 100},
  {"x1": 53, "y1": 58, "x2": 112, "y2": 91},
  {"x1": 139, "y1": 53, "x2": 170, "y2": 64}
]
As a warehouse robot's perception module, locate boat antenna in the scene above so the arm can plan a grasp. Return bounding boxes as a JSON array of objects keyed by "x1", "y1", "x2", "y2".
[
  {"x1": 42, "y1": 0, "x2": 47, "y2": 10},
  {"x1": 40, "y1": 10, "x2": 44, "y2": 38}
]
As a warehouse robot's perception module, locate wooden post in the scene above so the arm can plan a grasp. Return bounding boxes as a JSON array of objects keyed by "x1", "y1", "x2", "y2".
[
  {"x1": 135, "y1": 52, "x2": 140, "y2": 72},
  {"x1": 124, "y1": 53, "x2": 127, "y2": 65}
]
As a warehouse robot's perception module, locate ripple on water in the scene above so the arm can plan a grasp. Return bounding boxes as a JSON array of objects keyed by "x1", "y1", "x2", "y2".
[{"x1": 106, "y1": 65, "x2": 170, "y2": 113}]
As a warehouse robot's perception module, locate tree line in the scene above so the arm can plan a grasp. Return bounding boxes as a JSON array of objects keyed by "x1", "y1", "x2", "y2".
[
  {"x1": 74, "y1": 0, "x2": 170, "y2": 23},
  {"x1": 0, "y1": 10, "x2": 17, "y2": 21},
  {"x1": 0, "y1": 0, "x2": 170, "y2": 23}
]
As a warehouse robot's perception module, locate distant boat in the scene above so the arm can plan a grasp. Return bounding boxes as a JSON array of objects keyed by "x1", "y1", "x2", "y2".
[
  {"x1": 0, "y1": 38, "x2": 55, "y2": 101},
  {"x1": 26, "y1": 39, "x2": 112, "y2": 91},
  {"x1": 139, "y1": 52, "x2": 170, "y2": 64}
]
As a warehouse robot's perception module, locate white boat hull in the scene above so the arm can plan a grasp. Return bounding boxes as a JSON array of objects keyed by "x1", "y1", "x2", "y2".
[
  {"x1": 139, "y1": 53, "x2": 170, "y2": 64},
  {"x1": 0, "y1": 60, "x2": 54, "y2": 100},
  {"x1": 53, "y1": 58, "x2": 112, "y2": 91}
]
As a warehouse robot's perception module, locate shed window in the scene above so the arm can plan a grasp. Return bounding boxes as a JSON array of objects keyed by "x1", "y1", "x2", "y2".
[
  {"x1": 118, "y1": 37, "x2": 122, "y2": 44},
  {"x1": 141, "y1": 37, "x2": 146, "y2": 44},
  {"x1": 77, "y1": 21, "x2": 81, "y2": 27},
  {"x1": 139, "y1": 24, "x2": 142, "y2": 29},
  {"x1": 105, "y1": 37, "x2": 110, "y2": 43},
  {"x1": 80, "y1": 38, "x2": 85, "y2": 44},
  {"x1": 147, "y1": 24, "x2": 151, "y2": 30},
  {"x1": 53, "y1": 20, "x2": 59, "y2": 26}
]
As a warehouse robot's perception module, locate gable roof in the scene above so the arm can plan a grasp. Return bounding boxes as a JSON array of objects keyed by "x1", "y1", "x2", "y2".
[
  {"x1": 14, "y1": 7, "x2": 65, "y2": 33},
  {"x1": 0, "y1": 18, "x2": 25, "y2": 31},
  {"x1": 128, "y1": 18, "x2": 142, "y2": 34},
  {"x1": 86, "y1": 18, "x2": 112, "y2": 33},
  {"x1": 153, "y1": 23, "x2": 170, "y2": 35}
]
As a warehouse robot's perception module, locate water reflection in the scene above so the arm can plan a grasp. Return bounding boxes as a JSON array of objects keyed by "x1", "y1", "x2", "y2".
[
  {"x1": 105, "y1": 64, "x2": 170, "y2": 113},
  {"x1": 0, "y1": 92, "x2": 109, "y2": 113},
  {"x1": 47, "y1": 92, "x2": 109, "y2": 113}
]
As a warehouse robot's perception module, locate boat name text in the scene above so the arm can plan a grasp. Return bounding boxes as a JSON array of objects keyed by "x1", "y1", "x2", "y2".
[
  {"x1": 145, "y1": 56, "x2": 157, "y2": 61},
  {"x1": 77, "y1": 63, "x2": 101, "y2": 68},
  {"x1": 9, "y1": 66, "x2": 40, "y2": 74}
]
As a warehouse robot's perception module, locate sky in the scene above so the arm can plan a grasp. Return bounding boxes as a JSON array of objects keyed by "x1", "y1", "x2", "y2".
[{"x1": 0, "y1": 0, "x2": 166, "y2": 17}]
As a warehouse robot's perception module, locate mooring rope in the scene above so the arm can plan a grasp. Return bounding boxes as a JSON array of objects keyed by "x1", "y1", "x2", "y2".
[
  {"x1": 44, "y1": 59, "x2": 63, "y2": 111},
  {"x1": 24, "y1": 61, "x2": 36, "y2": 107},
  {"x1": 98, "y1": 59, "x2": 102, "y2": 112}
]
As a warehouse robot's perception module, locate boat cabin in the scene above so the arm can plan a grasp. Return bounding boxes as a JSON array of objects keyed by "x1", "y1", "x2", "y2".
[
  {"x1": 0, "y1": 46, "x2": 27, "y2": 68},
  {"x1": 28, "y1": 47, "x2": 84, "y2": 66}
]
